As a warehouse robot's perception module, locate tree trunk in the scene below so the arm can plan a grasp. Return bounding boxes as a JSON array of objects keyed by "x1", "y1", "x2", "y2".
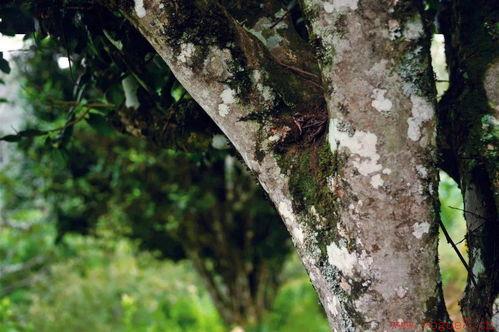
[
  {"x1": 437, "y1": 1, "x2": 499, "y2": 330},
  {"x1": 182, "y1": 156, "x2": 287, "y2": 328},
  {"x1": 103, "y1": 0, "x2": 451, "y2": 329}
]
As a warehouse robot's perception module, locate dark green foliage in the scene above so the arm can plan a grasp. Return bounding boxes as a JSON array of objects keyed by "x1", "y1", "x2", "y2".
[
  {"x1": 0, "y1": 0, "x2": 217, "y2": 148},
  {"x1": 0, "y1": 53, "x2": 11, "y2": 74}
]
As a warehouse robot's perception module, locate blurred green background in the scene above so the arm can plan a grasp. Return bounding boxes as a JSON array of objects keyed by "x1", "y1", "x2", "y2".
[{"x1": 0, "y1": 224, "x2": 330, "y2": 332}]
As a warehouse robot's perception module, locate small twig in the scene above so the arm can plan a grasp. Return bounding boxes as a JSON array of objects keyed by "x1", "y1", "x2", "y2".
[
  {"x1": 47, "y1": 99, "x2": 116, "y2": 109},
  {"x1": 438, "y1": 218, "x2": 477, "y2": 287},
  {"x1": 35, "y1": 105, "x2": 95, "y2": 136},
  {"x1": 269, "y1": 10, "x2": 290, "y2": 29},
  {"x1": 448, "y1": 205, "x2": 489, "y2": 221},
  {"x1": 269, "y1": 0, "x2": 297, "y2": 29},
  {"x1": 274, "y1": 58, "x2": 320, "y2": 80},
  {"x1": 455, "y1": 221, "x2": 486, "y2": 245}
]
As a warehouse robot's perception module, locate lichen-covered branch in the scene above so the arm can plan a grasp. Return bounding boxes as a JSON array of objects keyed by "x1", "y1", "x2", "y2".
[
  {"x1": 100, "y1": 0, "x2": 452, "y2": 330},
  {"x1": 298, "y1": 0, "x2": 450, "y2": 329}
]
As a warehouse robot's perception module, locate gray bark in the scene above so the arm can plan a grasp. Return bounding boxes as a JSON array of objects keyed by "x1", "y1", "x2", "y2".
[{"x1": 104, "y1": 0, "x2": 451, "y2": 330}]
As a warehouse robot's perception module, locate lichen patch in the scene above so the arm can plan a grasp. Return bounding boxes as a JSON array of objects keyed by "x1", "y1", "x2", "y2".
[
  {"x1": 178, "y1": 43, "x2": 196, "y2": 64},
  {"x1": 218, "y1": 104, "x2": 230, "y2": 117},
  {"x1": 403, "y1": 16, "x2": 424, "y2": 41},
  {"x1": 133, "y1": 0, "x2": 146, "y2": 18},
  {"x1": 407, "y1": 95, "x2": 434, "y2": 141},
  {"x1": 412, "y1": 222, "x2": 430, "y2": 239},
  {"x1": 370, "y1": 174, "x2": 384, "y2": 189},
  {"x1": 327, "y1": 242, "x2": 357, "y2": 277},
  {"x1": 415, "y1": 165, "x2": 428, "y2": 178},
  {"x1": 292, "y1": 227, "x2": 305, "y2": 245},
  {"x1": 325, "y1": 294, "x2": 340, "y2": 317},
  {"x1": 324, "y1": 0, "x2": 359, "y2": 13},
  {"x1": 396, "y1": 286, "x2": 408, "y2": 298},
  {"x1": 278, "y1": 201, "x2": 304, "y2": 244},
  {"x1": 221, "y1": 88, "x2": 236, "y2": 105},
  {"x1": 329, "y1": 119, "x2": 385, "y2": 188},
  {"x1": 218, "y1": 87, "x2": 236, "y2": 117},
  {"x1": 371, "y1": 89, "x2": 393, "y2": 114}
]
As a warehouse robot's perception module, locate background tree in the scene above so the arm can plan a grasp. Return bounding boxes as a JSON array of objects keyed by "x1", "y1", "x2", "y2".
[
  {"x1": 436, "y1": 0, "x2": 499, "y2": 328},
  {"x1": 0, "y1": 0, "x2": 497, "y2": 330}
]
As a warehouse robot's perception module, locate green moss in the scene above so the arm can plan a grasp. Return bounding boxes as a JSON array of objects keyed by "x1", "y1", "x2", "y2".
[
  {"x1": 276, "y1": 139, "x2": 343, "y2": 229},
  {"x1": 157, "y1": 0, "x2": 253, "y2": 101},
  {"x1": 284, "y1": 142, "x2": 332, "y2": 208}
]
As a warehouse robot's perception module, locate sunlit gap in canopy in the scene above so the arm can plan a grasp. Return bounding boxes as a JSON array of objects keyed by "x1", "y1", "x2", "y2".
[
  {"x1": 0, "y1": 33, "x2": 69, "y2": 69},
  {"x1": 438, "y1": 171, "x2": 467, "y2": 324},
  {"x1": 431, "y1": 33, "x2": 467, "y2": 324},
  {"x1": 0, "y1": 33, "x2": 25, "y2": 60}
]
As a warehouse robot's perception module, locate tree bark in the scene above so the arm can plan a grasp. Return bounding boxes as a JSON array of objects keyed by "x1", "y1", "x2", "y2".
[
  {"x1": 437, "y1": 1, "x2": 499, "y2": 330},
  {"x1": 103, "y1": 0, "x2": 451, "y2": 329}
]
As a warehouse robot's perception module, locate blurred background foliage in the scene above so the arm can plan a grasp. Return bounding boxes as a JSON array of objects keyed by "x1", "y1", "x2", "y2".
[{"x1": 0, "y1": 0, "x2": 468, "y2": 331}]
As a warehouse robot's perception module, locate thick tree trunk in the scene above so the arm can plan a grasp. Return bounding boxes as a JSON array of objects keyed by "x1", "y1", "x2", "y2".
[
  {"x1": 437, "y1": 1, "x2": 499, "y2": 330},
  {"x1": 104, "y1": 0, "x2": 451, "y2": 329}
]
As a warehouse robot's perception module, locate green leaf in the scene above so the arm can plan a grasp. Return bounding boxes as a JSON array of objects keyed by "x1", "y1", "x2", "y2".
[
  {"x1": 0, "y1": 128, "x2": 47, "y2": 142},
  {"x1": 0, "y1": 134, "x2": 21, "y2": 142},
  {"x1": 86, "y1": 112, "x2": 113, "y2": 136},
  {"x1": 18, "y1": 128, "x2": 47, "y2": 137},
  {"x1": 0, "y1": 53, "x2": 11, "y2": 74}
]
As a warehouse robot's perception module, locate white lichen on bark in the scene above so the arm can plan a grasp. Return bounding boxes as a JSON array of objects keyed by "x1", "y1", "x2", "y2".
[
  {"x1": 403, "y1": 16, "x2": 424, "y2": 41},
  {"x1": 412, "y1": 222, "x2": 430, "y2": 239},
  {"x1": 218, "y1": 88, "x2": 236, "y2": 117},
  {"x1": 327, "y1": 242, "x2": 358, "y2": 277},
  {"x1": 328, "y1": 118, "x2": 385, "y2": 189},
  {"x1": 133, "y1": 0, "x2": 146, "y2": 18},
  {"x1": 371, "y1": 88, "x2": 393, "y2": 114},
  {"x1": 407, "y1": 95, "x2": 435, "y2": 142},
  {"x1": 178, "y1": 43, "x2": 196, "y2": 64},
  {"x1": 323, "y1": 0, "x2": 359, "y2": 13}
]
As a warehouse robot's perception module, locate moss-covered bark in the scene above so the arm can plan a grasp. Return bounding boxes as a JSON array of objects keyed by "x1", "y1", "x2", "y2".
[{"x1": 100, "y1": 0, "x2": 455, "y2": 330}]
